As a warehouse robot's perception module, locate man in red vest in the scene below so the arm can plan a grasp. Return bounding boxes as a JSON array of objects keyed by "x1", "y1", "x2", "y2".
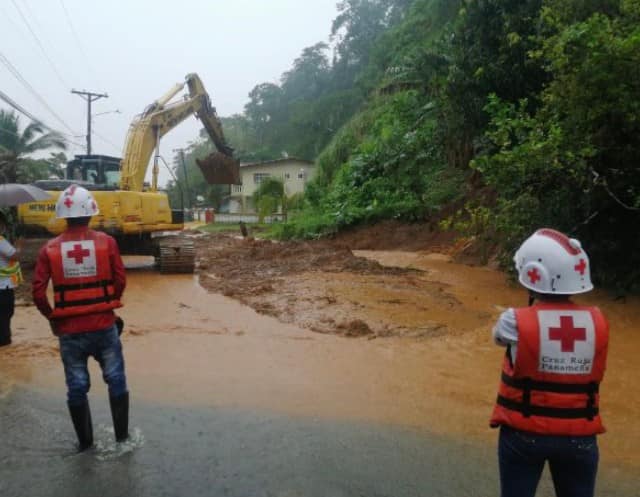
[
  {"x1": 32, "y1": 184, "x2": 129, "y2": 451},
  {"x1": 490, "y1": 228, "x2": 608, "y2": 497}
]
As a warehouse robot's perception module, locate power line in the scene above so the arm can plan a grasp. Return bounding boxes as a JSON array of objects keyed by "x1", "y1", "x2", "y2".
[
  {"x1": 1, "y1": 3, "x2": 122, "y2": 155},
  {"x1": 0, "y1": 89, "x2": 44, "y2": 126},
  {"x1": 0, "y1": 124, "x2": 81, "y2": 150},
  {"x1": 0, "y1": 50, "x2": 79, "y2": 135},
  {"x1": 58, "y1": 0, "x2": 126, "y2": 115},
  {"x1": 71, "y1": 89, "x2": 108, "y2": 154},
  {"x1": 0, "y1": 125, "x2": 83, "y2": 161},
  {"x1": 0, "y1": 3, "x2": 84, "y2": 146},
  {"x1": 58, "y1": 0, "x2": 99, "y2": 89},
  {"x1": 0, "y1": 3, "x2": 22, "y2": 36},
  {"x1": 92, "y1": 129, "x2": 122, "y2": 154},
  {"x1": 10, "y1": 0, "x2": 71, "y2": 90},
  {"x1": 0, "y1": 91, "x2": 85, "y2": 150}
]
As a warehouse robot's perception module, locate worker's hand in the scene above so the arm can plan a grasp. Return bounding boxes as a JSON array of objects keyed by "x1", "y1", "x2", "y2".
[
  {"x1": 49, "y1": 320, "x2": 60, "y2": 337},
  {"x1": 12, "y1": 237, "x2": 24, "y2": 256},
  {"x1": 115, "y1": 316, "x2": 124, "y2": 336}
]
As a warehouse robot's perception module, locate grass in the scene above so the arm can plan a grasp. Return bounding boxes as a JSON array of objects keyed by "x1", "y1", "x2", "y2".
[{"x1": 196, "y1": 222, "x2": 270, "y2": 235}]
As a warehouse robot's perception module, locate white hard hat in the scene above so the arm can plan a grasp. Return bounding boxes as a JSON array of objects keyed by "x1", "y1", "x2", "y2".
[
  {"x1": 55, "y1": 184, "x2": 100, "y2": 218},
  {"x1": 514, "y1": 228, "x2": 593, "y2": 295}
]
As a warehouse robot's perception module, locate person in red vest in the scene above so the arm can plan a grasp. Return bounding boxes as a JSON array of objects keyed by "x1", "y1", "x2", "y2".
[
  {"x1": 32, "y1": 185, "x2": 129, "y2": 451},
  {"x1": 490, "y1": 228, "x2": 608, "y2": 497}
]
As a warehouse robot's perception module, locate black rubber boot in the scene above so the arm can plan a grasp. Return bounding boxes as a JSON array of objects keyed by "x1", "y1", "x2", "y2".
[
  {"x1": 0, "y1": 324, "x2": 10, "y2": 346},
  {"x1": 109, "y1": 392, "x2": 129, "y2": 442},
  {"x1": 68, "y1": 401, "x2": 93, "y2": 452}
]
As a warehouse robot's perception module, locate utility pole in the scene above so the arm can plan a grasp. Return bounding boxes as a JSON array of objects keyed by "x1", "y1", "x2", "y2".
[
  {"x1": 71, "y1": 89, "x2": 108, "y2": 155},
  {"x1": 174, "y1": 148, "x2": 191, "y2": 209}
]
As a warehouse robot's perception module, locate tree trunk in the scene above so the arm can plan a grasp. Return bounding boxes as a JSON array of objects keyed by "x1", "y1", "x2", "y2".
[{"x1": 0, "y1": 154, "x2": 18, "y2": 182}]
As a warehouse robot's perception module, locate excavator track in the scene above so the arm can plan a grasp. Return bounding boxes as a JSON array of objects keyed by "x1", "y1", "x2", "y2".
[{"x1": 154, "y1": 236, "x2": 196, "y2": 274}]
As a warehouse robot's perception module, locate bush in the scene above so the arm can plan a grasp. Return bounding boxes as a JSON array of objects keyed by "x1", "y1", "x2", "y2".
[{"x1": 279, "y1": 90, "x2": 465, "y2": 238}]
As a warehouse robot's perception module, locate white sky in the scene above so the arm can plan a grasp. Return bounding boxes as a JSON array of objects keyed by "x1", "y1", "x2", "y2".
[{"x1": 0, "y1": 0, "x2": 339, "y2": 186}]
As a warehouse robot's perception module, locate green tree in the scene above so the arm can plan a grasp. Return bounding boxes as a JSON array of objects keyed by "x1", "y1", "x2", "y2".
[
  {"x1": 0, "y1": 110, "x2": 67, "y2": 182},
  {"x1": 252, "y1": 177, "x2": 285, "y2": 221},
  {"x1": 17, "y1": 152, "x2": 68, "y2": 183},
  {"x1": 244, "y1": 83, "x2": 284, "y2": 155},
  {"x1": 473, "y1": 1, "x2": 640, "y2": 288},
  {"x1": 441, "y1": 0, "x2": 547, "y2": 170},
  {"x1": 228, "y1": 1, "x2": 414, "y2": 166},
  {"x1": 331, "y1": 0, "x2": 411, "y2": 86},
  {"x1": 281, "y1": 43, "x2": 331, "y2": 101}
]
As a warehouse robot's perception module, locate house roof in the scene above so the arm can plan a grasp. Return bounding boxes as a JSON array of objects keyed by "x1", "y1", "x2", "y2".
[{"x1": 240, "y1": 157, "x2": 314, "y2": 168}]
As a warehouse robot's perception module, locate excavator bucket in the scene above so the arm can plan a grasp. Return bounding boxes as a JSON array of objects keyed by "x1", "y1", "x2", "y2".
[{"x1": 196, "y1": 152, "x2": 241, "y2": 185}]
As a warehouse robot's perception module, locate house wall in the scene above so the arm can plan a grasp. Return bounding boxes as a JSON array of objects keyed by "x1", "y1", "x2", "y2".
[{"x1": 229, "y1": 159, "x2": 316, "y2": 213}]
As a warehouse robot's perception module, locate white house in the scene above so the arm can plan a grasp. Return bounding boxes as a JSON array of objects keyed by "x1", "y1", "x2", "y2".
[{"x1": 226, "y1": 157, "x2": 316, "y2": 214}]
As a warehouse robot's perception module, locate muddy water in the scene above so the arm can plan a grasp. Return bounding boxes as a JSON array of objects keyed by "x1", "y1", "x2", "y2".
[
  {"x1": 1, "y1": 253, "x2": 639, "y2": 495},
  {"x1": 356, "y1": 251, "x2": 640, "y2": 468}
]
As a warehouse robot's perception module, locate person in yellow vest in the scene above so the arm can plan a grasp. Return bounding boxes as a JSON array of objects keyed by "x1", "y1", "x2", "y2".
[
  {"x1": 490, "y1": 229, "x2": 608, "y2": 497},
  {"x1": 0, "y1": 211, "x2": 22, "y2": 347}
]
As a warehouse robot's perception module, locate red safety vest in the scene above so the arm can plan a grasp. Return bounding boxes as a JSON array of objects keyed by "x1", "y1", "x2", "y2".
[
  {"x1": 490, "y1": 302, "x2": 608, "y2": 436},
  {"x1": 46, "y1": 230, "x2": 122, "y2": 319}
]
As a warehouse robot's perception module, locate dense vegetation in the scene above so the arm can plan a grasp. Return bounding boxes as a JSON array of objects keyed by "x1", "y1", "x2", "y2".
[{"x1": 171, "y1": 0, "x2": 640, "y2": 290}]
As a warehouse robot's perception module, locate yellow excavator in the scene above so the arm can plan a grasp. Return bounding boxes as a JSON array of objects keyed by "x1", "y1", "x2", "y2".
[{"x1": 18, "y1": 73, "x2": 240, "y2": 272}]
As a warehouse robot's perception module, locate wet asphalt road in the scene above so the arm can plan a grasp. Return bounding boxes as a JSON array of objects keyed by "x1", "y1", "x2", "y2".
[{"x1": 0, "y1": 389, "x2": 637, "y2": 497}]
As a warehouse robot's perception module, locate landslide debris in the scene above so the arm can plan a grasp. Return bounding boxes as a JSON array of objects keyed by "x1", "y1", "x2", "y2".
[
  {"x1": 193, "y1": 232, "x2": 467, "y2": 338},
  {"x1": 195, "y1": 233, "x2": 407, "y2": 297}
]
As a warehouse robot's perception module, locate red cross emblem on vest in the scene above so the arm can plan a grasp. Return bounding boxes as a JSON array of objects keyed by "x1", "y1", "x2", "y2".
[
  {"x1": 549, "y1": 315, "x2": 587, "y2": 352},
  {"x1": 64, "y1": 197, "x2": 73, "y2": 208},
  {"x1": 67, "y1": 244, "x2": 91, "y2": 264}
]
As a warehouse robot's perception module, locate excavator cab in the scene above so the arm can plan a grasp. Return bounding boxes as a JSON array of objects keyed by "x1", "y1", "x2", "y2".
[
  {"x1": 67, "y1": 155, "x2": 121, "y2": 188},
  {"x1": 30, "y1": 155, "x2": 122, "y2": 193}
]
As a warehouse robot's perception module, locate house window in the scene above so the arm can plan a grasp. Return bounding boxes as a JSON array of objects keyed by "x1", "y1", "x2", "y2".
[
  {"x1": 284, "y1": 173, "x2": 290, "y2": 180},
  {"x1": 254, "y1": 173, "x2": 270, "y2": 184}
]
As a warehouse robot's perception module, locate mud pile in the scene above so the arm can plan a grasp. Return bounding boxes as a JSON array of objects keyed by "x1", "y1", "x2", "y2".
[
  {"x1": 193, "y1": 232, "x2": 477, "y2": 338},
  {"x1": 195, "y1": 233, "x2": 405, "y2": 292}
]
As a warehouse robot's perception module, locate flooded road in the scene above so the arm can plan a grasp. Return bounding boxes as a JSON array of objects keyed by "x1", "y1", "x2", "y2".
[
  {"x1": 1, "y1": 251, "x2": 639, "y2": 495},
  {"x1": 1, "y1": 388, "x2": 512, "y2": 497}
]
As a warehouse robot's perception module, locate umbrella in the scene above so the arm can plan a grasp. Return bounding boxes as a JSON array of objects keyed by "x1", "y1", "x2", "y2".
[{"x1": 0, "y1": 183, "x2": 51, "y2": 207}]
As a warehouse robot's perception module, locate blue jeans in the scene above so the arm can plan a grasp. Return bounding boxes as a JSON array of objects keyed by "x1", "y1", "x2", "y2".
[
  {"x1": 499, "y1": 425, "x2": 599, "y2": 497},
  {"x1": 59, "y1": 325, "x2": 128, "y2": 406}
]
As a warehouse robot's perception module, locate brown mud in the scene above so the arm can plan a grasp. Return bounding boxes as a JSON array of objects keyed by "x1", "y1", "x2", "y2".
[
  {"x1": 191, "y1": 228, "x2": 640, "y2": 470},
  {"x1": 194, "y1": 231, "x2": 478, "y2": 337},
  {"x1": 0, "y1": 228, "x2": 639, "y2": 473}
]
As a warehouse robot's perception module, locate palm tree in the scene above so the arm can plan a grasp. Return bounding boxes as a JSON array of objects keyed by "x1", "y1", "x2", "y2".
[{"x1": 0, "y1": 109, "x2": 67, "y2": 183}]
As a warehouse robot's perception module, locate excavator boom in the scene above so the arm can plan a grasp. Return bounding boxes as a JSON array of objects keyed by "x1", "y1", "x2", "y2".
[
  {"x1": 18, "y1": 73, "x2": 239, "y2": 274},
  {"x1": 120, "y1": 73, "x2": 240, "y2": 192}
]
